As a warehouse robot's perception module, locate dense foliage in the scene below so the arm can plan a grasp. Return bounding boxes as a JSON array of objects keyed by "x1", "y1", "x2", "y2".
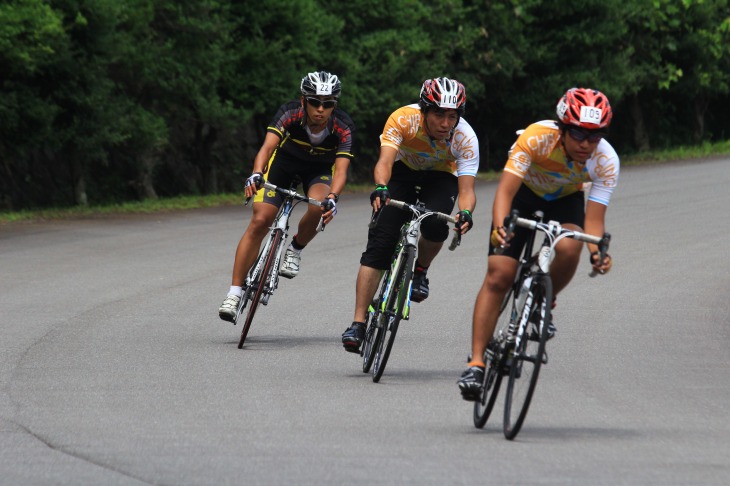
[{"x1": 1, "y1": 0, "x2": 729, "y2": 210}]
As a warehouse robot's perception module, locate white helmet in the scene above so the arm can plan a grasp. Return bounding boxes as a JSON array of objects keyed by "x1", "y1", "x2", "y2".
[{"x1": 300, "y1": 71, "x2": 341, "y2": 98}]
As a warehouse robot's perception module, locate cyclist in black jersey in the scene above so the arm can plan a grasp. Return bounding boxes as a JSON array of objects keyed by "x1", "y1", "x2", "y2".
[{"x1": 219, "y1": 71, "x2": 356, "y2": 323}]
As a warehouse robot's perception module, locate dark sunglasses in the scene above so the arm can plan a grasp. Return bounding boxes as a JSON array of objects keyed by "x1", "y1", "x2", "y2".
[
  {"x1": 567, "y1": 127, "x2": 605, "y2": 143},
  {"x1": 306, "y1": 97, "x2": 337, "y2": 109}
]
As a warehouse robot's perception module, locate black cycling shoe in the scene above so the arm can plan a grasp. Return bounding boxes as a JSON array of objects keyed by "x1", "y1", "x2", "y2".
[
  {"x1": 341, "y1": 322, "x2": 366, "y2": 353},
  {"x1": 410, "y1": 268, "x2": 429, "y2": 303},
  {"x1": 458, "y1": 366, "x2": 485, "y2": 402}
]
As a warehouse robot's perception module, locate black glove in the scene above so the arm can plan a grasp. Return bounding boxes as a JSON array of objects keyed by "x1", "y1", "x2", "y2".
[
  {"x1": 245, "y1": 172, "x2": 263, "y2": 190},
  {"x1": 369, "y1": 184, "x2": 390, "y2": 205},
  {"x1": 322, "y1": 197, "x2": 337, "y2": 217},
  {"x1": 456, "y1": 209, "x2": 473, "y2": 232}
]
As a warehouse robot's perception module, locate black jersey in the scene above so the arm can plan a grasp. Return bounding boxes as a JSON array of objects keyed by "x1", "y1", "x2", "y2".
[{"x1": 267, "y1": 100, "x2": 355, "y2": 164}]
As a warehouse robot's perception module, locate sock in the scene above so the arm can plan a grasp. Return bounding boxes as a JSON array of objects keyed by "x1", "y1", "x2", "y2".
[
  {"x1": 228, "y1": 286, "x2": 243, "y2": 298},
  {"x1": 415, "y1": 260, "x2": 429, "y2": 273},
  {"x1": 290, "y1": 235, "x2": 305, "y2": 252},
  {"x1": 468, "y1": 359, "x2": 485, "y2": 369}
]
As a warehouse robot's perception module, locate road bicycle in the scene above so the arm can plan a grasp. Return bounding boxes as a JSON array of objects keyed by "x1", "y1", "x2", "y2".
[
  {"x1": 361, "y1": 198, "x2": 461, "y2": 382},
  {"x1": 234, "y1": 180, "x2": 326, "y2": 349},
  {"x1": 473, "y1": 209, "x2": 610, "y2": 439}
]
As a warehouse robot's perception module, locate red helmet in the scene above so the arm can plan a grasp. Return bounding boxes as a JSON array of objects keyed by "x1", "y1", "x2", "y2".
[
  {"x1": 556, "y1": 88, "x2": 612, "y2": 129},
  {"x1": 419, "y1": 77, "x2": 466, "y2": 115}
]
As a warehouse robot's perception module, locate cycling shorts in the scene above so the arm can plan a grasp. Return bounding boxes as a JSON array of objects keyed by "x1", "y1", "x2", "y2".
[
  {"x1": 254, "y1": 153, "x2": 333, "y2": 207},
  {"x1": 489, "y1": 184, "x2": 585, "y2": 259},
  {"x1": 360, "y1": 161, "x2": 458, "y2": 270}
]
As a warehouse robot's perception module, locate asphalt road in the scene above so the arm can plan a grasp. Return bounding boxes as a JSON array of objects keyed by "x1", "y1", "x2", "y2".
[{"x1": 1, "y1": 157, "x2": 729, "y2": 485}]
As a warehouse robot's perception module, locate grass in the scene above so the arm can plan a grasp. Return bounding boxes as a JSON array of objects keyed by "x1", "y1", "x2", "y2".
[{"x1": 2, "y1": 141, "x2": 729, "y2": 225}]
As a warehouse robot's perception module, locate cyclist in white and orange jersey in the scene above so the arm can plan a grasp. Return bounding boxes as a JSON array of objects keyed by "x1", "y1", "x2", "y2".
[
  {"x1": 342, "y1": 77, "x2": 478, "y2": 353},
  {"x1": 458, "y1": 87, "x2": 618, "y2": 400}
]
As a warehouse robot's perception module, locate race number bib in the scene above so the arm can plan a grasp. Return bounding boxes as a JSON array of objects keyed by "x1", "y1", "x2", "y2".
[
  {"x1": 440, "y1": 94, "x2": 458, "y2": 109},
  {"x1": 317, "y1": 84, "x2": 332, "y2": 95},
  {"x1": 580, "y1": 106, "x2": 603, "y2": 124}
]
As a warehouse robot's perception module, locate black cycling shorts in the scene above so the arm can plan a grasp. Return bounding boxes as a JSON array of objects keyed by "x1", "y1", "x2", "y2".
[
  {"x1": 489, "y1": 184, "x2": 585, "y2": 259},
  {"x1": 254, "y1": 152, "x2": 333, "y2": 207},
  {"x1": 360, "y1": 161, "x2": 458, "y2": 270}
]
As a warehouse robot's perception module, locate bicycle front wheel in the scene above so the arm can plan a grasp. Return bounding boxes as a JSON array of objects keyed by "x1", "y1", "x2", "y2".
[
  {"x1": 474, "y1": 285, "x2": 514, "y2": 428},
  {"x1": 238, "y1": 229, "x2": 284, "y2": 349},
  {"x1": 503, "y1": 274, "x2": 552, "y2": 439},
  {"x1": 372, "y1": 245, "x2": 415, "y2": 383},
  {"x1": 363, "y1": 274, "x2": 390, "y2": 373}
]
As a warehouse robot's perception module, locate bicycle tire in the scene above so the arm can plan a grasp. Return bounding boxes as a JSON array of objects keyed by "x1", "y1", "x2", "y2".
[
  {"x1": 362, "y1": 272, "x2": 391, "y2": 373},
  {"x1": 474, "y1": 285, "x2": 514, "y2": 428},
  {"x1": 238, "y1": 229, "x2": 284, "y2": 349},
  {"x1": 503, "y1": 274, "x2": 553, "y2": 439},
  {"x1": 372, "y1": 245, "x2": 415, "y2": 382}
]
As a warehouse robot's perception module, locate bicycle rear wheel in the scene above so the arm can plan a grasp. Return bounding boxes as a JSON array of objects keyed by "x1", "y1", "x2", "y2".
[
  {"x1": 474, "y1": 285, "x2": 514, "y2": 428},
  {"x1": 238, "y1": 229, "x2": 284, "y2": 349},
  {"x1": 372, "y1": 245, "x2": 415, "y2": 382},
  {"x1": 503, "y1": 275, "x2": 552, "y2": 439}
]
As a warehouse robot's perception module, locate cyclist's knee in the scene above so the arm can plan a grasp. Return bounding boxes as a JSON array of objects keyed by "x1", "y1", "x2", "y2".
[
  {"x1": 248, "y1": 214, "x2": 274, "y2": 235},
  {"x1": 484, "y1": 273, "x2": 512, "y2": 294},
  {"x1": 421, "y1": 220, "x2": 449, "y2": 242},
  {"x1": 484, "y1": 262, "x2": 516, "y2": 294},
  {"x1": 554, "y1": 241, "x2": 582, "y2": 265}
]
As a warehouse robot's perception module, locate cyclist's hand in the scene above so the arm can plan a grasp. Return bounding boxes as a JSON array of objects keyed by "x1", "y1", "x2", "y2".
[
  {"x1": 455, "y1": 210, "x2": 473, "y2": 235},
  {"x1": 244, "y1": 172, "x2": 263, "y2": 198},
  {"x1": 369, "y1": 184, "x2": 390, "y2": 211},
  {"x1": 590, "y1": 252, "x2": 612, "y2": 275},
  {"x1": 321, "y1": 196, "x2": 337, "y2": 225},
  {"x1": 490, "y1": 226, "x2": 508, "y2": 248}
]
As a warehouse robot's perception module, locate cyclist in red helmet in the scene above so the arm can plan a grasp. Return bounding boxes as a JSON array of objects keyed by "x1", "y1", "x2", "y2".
[
  {"x1": 458, "y1": 87, "x2": 618, "y2": 400},
  {"x1": 341, "y1": 77, "x2": 478, "y2": 353}
]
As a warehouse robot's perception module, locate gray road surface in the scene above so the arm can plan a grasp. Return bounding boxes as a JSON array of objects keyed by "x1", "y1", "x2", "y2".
[{"x1": 1, "y1": 158, "x2": 729, "y2": 485}]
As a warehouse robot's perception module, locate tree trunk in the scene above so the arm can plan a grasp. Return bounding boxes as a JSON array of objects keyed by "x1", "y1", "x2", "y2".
[
  {"x1": 138, "y1": 153, "x2": 158, "y2": 200},
  {"x1": 70, "y1": 158, "x2": 88, "y2": 206},
  {"x1": 693, "y1": 96, "x2": 708, "y2": 144},
  {"x1": 195, "y1": 122, "x2": 219, "y2": 194},
  {"x1": 629, "y1": 92, "x2": 651, "y2": 152}
]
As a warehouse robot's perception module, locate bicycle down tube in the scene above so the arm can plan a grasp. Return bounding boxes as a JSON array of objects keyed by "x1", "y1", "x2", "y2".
[
  {"x1": 474, "y1": 209, "x2": 610, "y2": 439},
  {"x1": 364, "y1": 199, "x2": 460, "y2": 382},
  {"x1": 236, "y1": 181, "x2": 325, "y2": 349}
]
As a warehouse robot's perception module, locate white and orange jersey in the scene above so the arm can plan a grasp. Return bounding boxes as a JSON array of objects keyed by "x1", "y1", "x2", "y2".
[
  {"x1": 380, "y1": 104, "x2": 479, "y2": 177},
  {"x1": 504, "y1": 120, "x2": 620, "y2": 206}
]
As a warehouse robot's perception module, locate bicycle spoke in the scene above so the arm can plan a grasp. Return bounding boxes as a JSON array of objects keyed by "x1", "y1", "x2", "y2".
[
  {"x1": 372, "y1": 246, "x2": 415, "y2": 382},
  {"x1": 503, "y1": 275, "x2": 552, "y2": 439},
  {"x1": 238, "y1": 229, "x2": 284, "y2": 349}
]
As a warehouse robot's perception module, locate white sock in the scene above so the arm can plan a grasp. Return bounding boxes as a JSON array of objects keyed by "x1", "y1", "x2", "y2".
[
  {"x1": 228, "y1": 286, "x2": 243, "y2": 298},
  {"x1": 288, "y1": 244, "x2": 303, "y2": 255}
]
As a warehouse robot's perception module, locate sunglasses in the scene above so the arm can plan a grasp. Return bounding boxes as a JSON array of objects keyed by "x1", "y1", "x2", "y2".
[
  {"x1": 306, "y1": 97, "x2": 337, "y2": 109},
  {"x1": 567, "y1": 127, "x2": 605, "y2": 143}
]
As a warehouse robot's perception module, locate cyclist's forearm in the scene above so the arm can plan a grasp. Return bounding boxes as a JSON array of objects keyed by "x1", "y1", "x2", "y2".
[
  {"x1": 583, "y1": 200, "x2": 607, "y2": 253},
  {"x1": 457, "y1": 175, "x2": 476, "y2": 213},
  {"x1": 330, "y1": 158, "x2": 350, "y2": 195},
  {"x1": 251, "y1": 133, "x2": 279, "y2": 174},
  {"x1": 373, "y1": 147, "x2": 397, "y2": 186}
]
